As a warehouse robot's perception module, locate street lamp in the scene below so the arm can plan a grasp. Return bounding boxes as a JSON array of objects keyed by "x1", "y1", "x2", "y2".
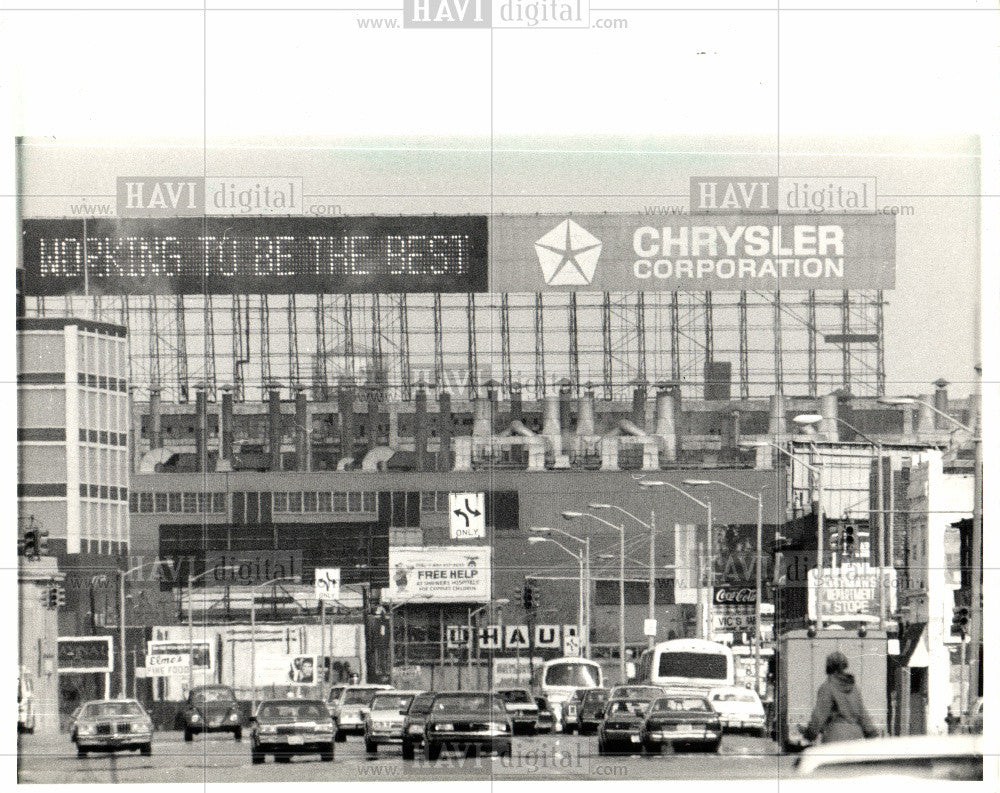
[
  {"x1": 529, "y1": 536, "x2": 588, "y2": 656},
  {"x1": 530, "y1": 526, "x2": 591, "y2": 657},
  {"x1": 589, "y1": 503, "x2": 658, "y2": 650},
  {"x1": 684, "y1": 480, "x2": 765, "y2": 695},
  {"x1": 637, "y1": 481, "x2": 714, "y2": 642},
  {"x1": 741, "y1": 439, "x2": 826, "y2": 628},
  {"x1": 879, "y1": 394, "x2": 981, "y2": 721},
  {"x1": 118, "y1": 559, "x2": 164, "y2": 698},
  {"x1": 250, "y1": 576, "x2": 298, "y2": 710},
  {"x1": 563, "y1": 511, "x2": 627, "y2": 682},
  {"x1": 187, "y1": 565, "x2": 238, "y2": 691}
]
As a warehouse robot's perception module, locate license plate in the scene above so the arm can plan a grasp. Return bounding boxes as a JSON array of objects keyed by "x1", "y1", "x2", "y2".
[
  {"x1": 676, "y1": 723, "x2": 691, "y2": 731},
  {"x1": 286, "y1": 736, "x2": 303, "y2": 745},
  {"x1": 630, "y1": 735, "x2": 641, "y2": 743}
]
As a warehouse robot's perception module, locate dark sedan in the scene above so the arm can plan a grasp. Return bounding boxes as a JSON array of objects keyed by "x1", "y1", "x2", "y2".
[
  {"x1": 597, "y1": 699, "x2": 648, "y2": 755},
  {"x1": 534, "y1": 696, "x2": 556, "y2": 733},
  {"x1": 401, "y1": 692, "x2": 437, "y2": 760},
  {"x1": 178, "y1": 685, "x2": 243, "y2": 742},
  {"x1": 562, "y1": 689, "x2": 587, "y2": 734},
  {"x1": 578, "y1": 688, "x2": 610, "y2": 735},
  {"x1": 250, "y1": 699, "x2": 335, "y2": 764},
  {"x1": 642, "y1": 694, "x2": 723, "y2": 754},
  {"x1": 423, "y1": 692, "x2": 513, "y2": 761},
  {"x1": 71, "y1": 699, "x2": 153, "y2": 758}
]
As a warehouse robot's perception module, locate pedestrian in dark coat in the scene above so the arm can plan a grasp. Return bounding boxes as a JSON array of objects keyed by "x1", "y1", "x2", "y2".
[{"x1": 803, "y1": 651, "x2": 879, "y2": 744}]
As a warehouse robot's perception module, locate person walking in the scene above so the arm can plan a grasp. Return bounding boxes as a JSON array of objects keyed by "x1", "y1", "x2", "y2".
[{"x1": 802, "y1": 651, "x2": 879, "y2": 744}]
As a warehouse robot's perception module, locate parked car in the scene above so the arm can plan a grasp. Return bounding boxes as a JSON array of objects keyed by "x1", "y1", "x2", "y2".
[
  {"x1": 71, "y1": 699, "x2": 153, "y2": 758},
  {"x1": 364, "y1": 690, "x2": 422, "y2": 755},
  {"x1": 562, "y1": 689, "x2": 588, "y2": 734},
  {"x1": 578, "y1": 688, "x2": 611, "y2": 735},
  {"x1": 249, "y1": 699, "x2": 335, "y2": 764},
  {"x1": 494, "y1": 688, "x2": 540, "y2": 734},
  {"x1": 795, "y1": 734, "x2": 982, "y2": 780},
  {"x1": 331, "y1": 684, "x2": 393, "y2": 741},
  {"x1": 327, "y1": 685, "x2": 346, "y2": 705},
  {"x1": 708, "y1": 686, "x2": 767, "y2": 735},
  {"x1": 642, "y1": 694, "x2": 723, "y2": 754},
  {"x1": 597, "y1": 699, "x2": 648, "y2": 756},
  {"x1": 178, "y1": 685, "x2": 243, "y2": 742},
  {"x1": 534, "y1": 696, "x2": 556, "y2": 733},
  {"x1": 401, "y1": 692, "x2": 437, "y2": 760},
  {"x1": 423, "y1": 692, "x2": 513, "y2": 760}
]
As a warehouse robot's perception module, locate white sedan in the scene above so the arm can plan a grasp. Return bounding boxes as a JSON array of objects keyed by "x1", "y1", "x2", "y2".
[{"x1": 707, "y1": 686, "x2": 766, "y2": 736}]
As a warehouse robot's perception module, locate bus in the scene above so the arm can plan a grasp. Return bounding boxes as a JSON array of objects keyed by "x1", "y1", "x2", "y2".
[
  {"x1": 635, "y1": 639, "x2": 735, "y2": 695},
  {"x1": 533, "y1": 657, "x2": 603, "y2": 731}
]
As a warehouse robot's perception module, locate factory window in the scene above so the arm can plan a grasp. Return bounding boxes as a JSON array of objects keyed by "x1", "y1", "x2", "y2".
[
  {"x1": 348, "y1": 491, "x2": 362, "y2": 512},
  {"x1": 486, "y1": 491, "x2": 519, "y2": 530},
  {"x1": 436, "y1": 492, "x2": 449, "y2": 512},
  {"x1": 168, "y1": 492, "x2": 182, "y2": 513},
  {"x1": 129, "y1": 492, "x2": 138, "y2": 512},
  {"x1": 318, "y1": 491, "x2": 332, "y2": 512},
  {"x1": 182, "y1": 492, "x2": 198, "y2": 513},
  {"x1": 303, "y1": 491, "x2": 318, "y2": 512},
  {"x1": 363, "y1": 491, "x2": 376, "y2": 512},
  {"x1": 287, "y1": 491, "x2": 302, "y2": 512},
  {"x1": 198, "y1": 492, "x2": 211, "y2": 513},
  {"x1": 139, "y1": 492, "x2": 154, "y2": 513},
  {"x1": 213, "y1": 492, "x2": 227, "y2": 513},
  {"x1": 333, "y1": 492, "x2": 347, "y2": 512},
  {"x1": 154, "y1": 493, "x2": 168, "y2": 513},
  {"x1": 420, "y1": 492, "x2": 436, "y2": 512},
  {"x1": 273, "y1": 492, "x2": 288, "y2": 512}
]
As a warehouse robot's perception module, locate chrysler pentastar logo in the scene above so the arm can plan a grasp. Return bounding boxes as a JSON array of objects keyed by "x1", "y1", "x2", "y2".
[{"x1": 534, "y1": 219, "x2": 602, "y2": 285}]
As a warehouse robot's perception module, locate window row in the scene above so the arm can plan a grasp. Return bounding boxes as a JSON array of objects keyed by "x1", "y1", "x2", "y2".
[
  {"x1": 77, "y1": 372, "x2": 128, "y2": 393},
  {"x1": 78, "y1": 428, "x2": 128, "y2": 447},
  {"x1": 130, "y1": 491, "x2": 228, "y2": 514},
  {"x1": 80, "y1": 484, "x2": 129, "y2": 501},
  {"x1": 419, "y1": 492, "x2": 452, "y2": 513},
  {"x1": 272, "y1": 491, "x2": 376, "y2": 514}
]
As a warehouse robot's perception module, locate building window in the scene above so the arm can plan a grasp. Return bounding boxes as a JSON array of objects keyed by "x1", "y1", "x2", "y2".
[
  {"x1": 436, "y1": 492, "x2": 449, "y2": 512},
  {"x1": 333, "y1": 492, "x2": 347, "y2": 512},
  {"x1": 273, "y1": 492, "x2": 288, "y2": 512},
  {"x1": 182, "y1": 492, "x2": 198, "y2": 513},
  {"x1": 129, "y1": 492, "x2": 138, "y2": 512},
  {"x1": 363, "y1": 491, "x2": 376, "y2": 512},
  {"x1": 303, "y1": 491, "x2": 318, "y2": 512},
  {"x1": 287, "y1": 492, "x2": 302, "y2": 512},
  {"x1": 318, "y1": 491, "x2": 332, "y2": 512},
  {"x1": 348, "y1": 491, "x2": 362, "y2": 512},
  {"x1": 168, "y1": 492, "x2": 182, "y2": 513},
  {"x1": 154, "y1": 493, "x2": 168, "y2": 513},
  {"x1": 421, "y1": 492, "x2": 437, "y2": 512},
  {"x1": 139, "y1": 492, "x2": 154, "y2": 513},
  {"x1": 213, "y1": 492, "x2": 227, "y2": 513},
  {"x1": 198, "y1": 492, "x2": 211, "y2": 513}
]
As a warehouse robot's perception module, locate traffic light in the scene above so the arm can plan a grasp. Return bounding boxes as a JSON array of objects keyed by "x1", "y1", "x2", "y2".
[
  {"x1": 952, "y1": 606, "x2": 971, "y2": 637},
  {"x1": 522, "y1": 582, "x2": 535, "y2": 611},
  {"x1": 21, "y1": 529, "x2": 38, "y2": 559},
  {"x1": 842, "y1": 524, "x2": 856, "y2": 556},
  {"x1": 37, "y1": 530, "x2": 49, "y2": 556},
  {"x1": 44, "y1": 584, "x2": 66, "y2": 610}
]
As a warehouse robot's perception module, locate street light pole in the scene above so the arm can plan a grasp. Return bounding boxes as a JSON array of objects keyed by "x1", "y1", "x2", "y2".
[
  {"x1": 530, "y1": 526, "x2": 592, "y2": 658},
  {"x1": 250, "y1": 576, "x2": 296, "y2": 710}
]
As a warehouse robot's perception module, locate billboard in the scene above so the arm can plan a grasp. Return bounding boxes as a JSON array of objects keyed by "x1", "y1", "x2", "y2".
[
  {"x1": 387, "y1": 546, "x2": 491, "y2": 603},
  {"x1": 147, "y1": 640, "x2": 213, "y2": 672},
  {"x1": 807, "y1": 564, "x2": 898, "y2": 623},
  {"x1": 490, "y1": 213, "x2": 895, "y2": 292},
  {"x1": 57, "y1": 637, "x2": 113, "y2": 673},
  {"x1": 21, "y1": 216, "x2": 488, "y2": 295}
]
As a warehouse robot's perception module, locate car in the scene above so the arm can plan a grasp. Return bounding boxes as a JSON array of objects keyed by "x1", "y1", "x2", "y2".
[
  {"x1": 795, "y1": 734, "x2": 983, "y2": 780},
  {"x1": 327, "y1": 685, "x2": 346, "y2": 704},
  {"x1": 330, "y1": 684, "x2": 393, "y2": 741},
  {"x1": 609, "y1": 685, "x2": 664, "y2": 703},
  {"x1": 71, "y1": 699, "x2": 153, "y2": 758},
  {"x1": 493, "y1": 688, "x2": 540, "y2": 735},
  {"x1": 708, "y1": 686, "x2": 767, "y2": 735},
  {"x1": 642, "y1": 694, "x2": 723, "y2": 754},
  {"x1": 578, "y1": 688, "x2": 611, "y2": 735},
  {"x1": 423, "y1": 692, "x2": 513, "y2": 761},
  {"x1": 364, "y1": 690, "x2": 423, "y2": 755},
  {"x1": 561, "y1": 689, "x2": 587, "y2": 734},
  {"x1": 178, "y1": 685, "x2": 243, "y2": 742},
  {"x1": 249, "y1": 698, "x2": 335, "y2": 764},
  {"x1": 534, "y1": 696, "x2": 556, "y2": 733},
  {"x1": 401, "y1": 692, "x2": 437, "y2": 760},
  {"x1": 597, "y1": 699, "x2": 648, "y2": 756}
]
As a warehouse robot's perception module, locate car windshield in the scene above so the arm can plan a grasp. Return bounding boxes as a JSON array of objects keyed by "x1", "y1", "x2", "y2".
[
  {"x1": 712, "y1": 691, "x2": 757, "y2": 703},
  {"x1": 544, "y1": 663, "x2": 601, "y2": 688},
  {"x1": 651, "y1": 697, "x2": 712, "y2": 713},
  {"x1": 409, "y1": 694, "x2": 437, "y2": 715},
  {"x1": 498, "y1": 690, "x2": 532, "y2": 704},
  {"x1": 82, "y1": 702, "x2": 144, "y2": 718},
  {"x1": 433, "y1": 694, "x2": 504, "y2": 713},
  {"x1": 327, "y1": 687, "x2": 344, "y2": 702},
  {"x1": 606, "y1": 700, "x2": 645, "y2": 717},
  {"x1": 258, "y1": 701, "x2": 329, "y2": 720},
  {"x1": 371, "y1": 694, "x2": 414, "y2": 711},
  {"x1": 584, "y1": 691, "x2": 608, "y2": 705},
  {"x1": 193, "y1": 688, "x2": 236, "y2": 703},
  {"x1": 343, "y1": 689, "x2": 380, "y2": 705}
]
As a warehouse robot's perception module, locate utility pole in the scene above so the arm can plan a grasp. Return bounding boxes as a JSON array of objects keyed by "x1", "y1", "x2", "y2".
[{"x1": 648, "y1": 510, "x2": 656, "y2": 649}]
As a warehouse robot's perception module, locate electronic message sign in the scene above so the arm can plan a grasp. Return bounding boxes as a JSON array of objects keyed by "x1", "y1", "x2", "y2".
[{"x1": 21, "y1": 216, "x2": 488, "y2": 295}]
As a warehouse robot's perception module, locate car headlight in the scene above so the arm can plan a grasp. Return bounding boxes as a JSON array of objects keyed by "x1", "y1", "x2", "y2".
[
  {"x1": 314, "y1": 724, "x2": 331, "y2": 733},
  {"x1": 229, "y1": 713, "x2": 239, "y2": 722},
  {"x1": 432, "y1": 723, "x2": 454, "y2": 732},
  {"x1": 488, "y1": 723, "x2": 509, "y2": 732},
  {"x1": 408, "y1": 725, "x2": 423, "y2": 734},
  {"x1": 190, "y1": 713, "x2": 201, "y2": 722},
  {"x1": 130, "y1": 721, "x2": 149, "y2": 732},
  {"x1": 260, "y1": 725, "x2": 277, "y2": 735},
  {"x1": 78, "y1": 724, "x2": 96, "y2": 736}
]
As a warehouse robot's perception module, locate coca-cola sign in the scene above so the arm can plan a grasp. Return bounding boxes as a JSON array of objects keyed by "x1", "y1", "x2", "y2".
[{"x1": 714, "y1": 586, "x2": 755, "y2": 605}]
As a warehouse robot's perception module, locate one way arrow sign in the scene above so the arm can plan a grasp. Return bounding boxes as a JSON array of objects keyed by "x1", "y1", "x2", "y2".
[{"x1": 449, "y1": 492, "x2": 486, "y2": 539}]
